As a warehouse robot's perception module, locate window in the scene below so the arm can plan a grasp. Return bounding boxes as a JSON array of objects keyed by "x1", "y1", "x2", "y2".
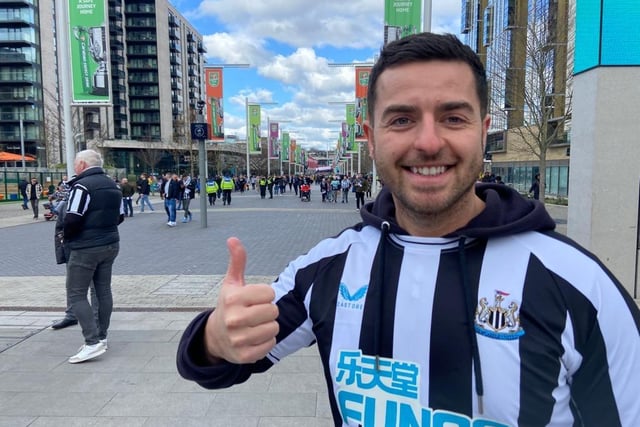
[{"x1": 483, "y1": 6, "x2": 494, "y2": 47}]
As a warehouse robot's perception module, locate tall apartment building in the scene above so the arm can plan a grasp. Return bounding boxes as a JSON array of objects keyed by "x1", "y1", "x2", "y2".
[
  {"x1": 0, "y1": 0, "x2": 45, "y2": 164},
  {"x1": 2, "y1": 0, "x2": 206, "y2": 170},
  {"x1": 461, "y1": 0, "x2": 572, "y2": 196}
]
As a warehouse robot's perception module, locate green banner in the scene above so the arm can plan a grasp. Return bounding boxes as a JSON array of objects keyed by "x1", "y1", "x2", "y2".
[
  {"x1": 282, "y1": 132, "x2": 290, "y2": 161},
  {"x1": 68, "y1": 0, "x2": 111, "y2": 104},
  {"x1": 384, "y1": 0, "x2": 421, "y2": 40},
  {"x1": 346, "y1": 104, "x2": 357, "y2": 153},
  {"x1": 248, "y1": 104, "x2": 261, "y2": 154}
]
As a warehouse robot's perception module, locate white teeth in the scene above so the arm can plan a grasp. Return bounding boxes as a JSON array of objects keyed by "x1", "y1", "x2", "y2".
[{"x1": 410, "y1": 166, "x2": 446, "y2": 176}]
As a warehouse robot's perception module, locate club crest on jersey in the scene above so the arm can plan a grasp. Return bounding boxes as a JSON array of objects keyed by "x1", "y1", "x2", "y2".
[
  {"x1": 474, "y1": 290, "x2": 524, "y2": 340},
  {"x1": 338, "y1": 283, "x2": 368, "y2": 310}
]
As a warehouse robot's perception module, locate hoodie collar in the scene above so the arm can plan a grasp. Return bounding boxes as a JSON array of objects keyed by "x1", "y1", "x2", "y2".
[{"x1": 361, "y1": 183, "x2": 556, "y2": 238}]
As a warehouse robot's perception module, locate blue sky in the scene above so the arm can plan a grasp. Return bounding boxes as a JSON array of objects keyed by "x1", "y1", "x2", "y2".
[{"x1": 172, "y1": 0, "x2": 462, "y2": 152}]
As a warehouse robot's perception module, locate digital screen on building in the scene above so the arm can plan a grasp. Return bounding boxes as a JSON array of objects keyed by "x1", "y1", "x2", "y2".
[{"x1": 575, "y1": 0, "x2": 640, "y2": 74}]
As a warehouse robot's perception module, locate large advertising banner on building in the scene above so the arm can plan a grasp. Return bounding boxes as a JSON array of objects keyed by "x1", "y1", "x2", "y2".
[
  {"x1": 248, "y1": 104, "x2": 261, "y2": 154},
  {"x1": 281, "y1": 132, "x2": 290, "y2": 161},
  {"x1": 269, "y1": 122, "x2": 279, "y2": 159},
  {"x1": 68, "y1": 0, "x2": 111, "y2": 104},
  {"x1": 384, "y1": 0, "x2": 422, "y2": 44},
  {"x1": 205, "y1": 67, "x2": 224, "y2": 141},
  {"x1": 355, "y1": 66, "x2": 371, "y2": 142}
]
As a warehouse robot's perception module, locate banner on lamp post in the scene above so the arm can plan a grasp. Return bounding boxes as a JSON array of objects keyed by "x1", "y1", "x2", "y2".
[
  {"x1": 282, "y1": 132, "x2": 290, "y2": 161},
  {"x1": 341, "y1": 122, "x2": 349, "y2": 152},
  {"x1": 384, "y1": 0, "x2": 422, "y2": 44},
  {"x1": 248, "y1": 104, "x2": 261, "y2": 154},
  {"x1": 355, "y1": 66, "x2": 371, "y2": 142},
  {"x1": 68, "y1": 0, "x2": 111, "y2": 104},
  {"x1": 346, "y1": 103, "x2": 357, "y2": 153},
  {"x1": 290, "y1": 139, "x2": 297, "y2": 164},
  {"x1": 205, "y1": 67, "x2": 224, "y2": 141},
  {"x1": 269, "y1": 122, "x2": 279, "y2": 159}
]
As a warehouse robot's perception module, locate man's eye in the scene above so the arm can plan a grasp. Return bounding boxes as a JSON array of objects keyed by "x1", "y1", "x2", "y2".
[
  {"x1": 445, "y1": 116, "x2": 465, "y2": 124},
  {"x1": 391, "y1": 117, "x2": 411, "y2": 126}
]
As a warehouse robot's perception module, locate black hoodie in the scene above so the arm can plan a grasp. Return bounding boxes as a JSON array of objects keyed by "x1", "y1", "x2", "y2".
[{"x1": 177, "y1": 183, "x2": 640, "y2": 427}]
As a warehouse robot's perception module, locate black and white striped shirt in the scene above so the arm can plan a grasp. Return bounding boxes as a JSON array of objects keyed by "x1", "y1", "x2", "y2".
[{"x1": 178, "y1": 185, "x2": 640, "y2": 426}]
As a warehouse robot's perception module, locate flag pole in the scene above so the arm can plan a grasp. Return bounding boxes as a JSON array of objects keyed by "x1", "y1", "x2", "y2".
[{"x1": 56, "y1": 0, "x2": 76, "y2": 176}]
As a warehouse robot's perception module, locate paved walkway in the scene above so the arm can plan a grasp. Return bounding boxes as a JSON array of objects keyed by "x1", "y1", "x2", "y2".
[{"x1": 0, "y1": 188, "x2": 570, "y2": 426}]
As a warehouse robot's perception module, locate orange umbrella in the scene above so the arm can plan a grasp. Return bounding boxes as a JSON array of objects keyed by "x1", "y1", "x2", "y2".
[{"x1": 0, "y1": 152, "x2": 36, "y2": 162}]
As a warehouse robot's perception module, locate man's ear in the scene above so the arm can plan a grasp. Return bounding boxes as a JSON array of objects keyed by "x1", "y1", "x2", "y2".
[
  {"x1": 481, "y1": 114, "x2": 491, "y2": 153},
  {"x1": 363, "y1": 120, "x2": 375, "y2": 159}
]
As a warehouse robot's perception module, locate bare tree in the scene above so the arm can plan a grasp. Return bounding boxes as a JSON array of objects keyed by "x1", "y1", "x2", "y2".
[
  {"x1": 486, "y1": 1, "x2": 572, "y2": 201},
  {"x1": 136, "y1": 139, "x2": 163, "y2": 174}
]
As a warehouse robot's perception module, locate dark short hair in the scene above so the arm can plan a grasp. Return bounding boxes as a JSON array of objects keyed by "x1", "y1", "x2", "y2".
[{"x1": 367, "y1": 32, "x2": 488, "y2": 125}]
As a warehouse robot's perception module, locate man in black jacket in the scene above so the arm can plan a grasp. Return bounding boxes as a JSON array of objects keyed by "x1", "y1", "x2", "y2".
[
  {"x1": 64, "y1": 149, "x2": 123, "y2": 364},
  {"x1": 18, "y1": 178, "x2": 28, "y2": 210}
]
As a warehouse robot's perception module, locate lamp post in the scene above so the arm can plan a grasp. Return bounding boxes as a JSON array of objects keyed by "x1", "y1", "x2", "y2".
[
  {"x1": 245, "y1": 99, "x2": 277, "y2": 179},
  {"x1": 19, "y1": 115, "x2": 25, "y2": 170},
  {"x1": 192, "y1": 100, "x2": 208, "y2": 228}
]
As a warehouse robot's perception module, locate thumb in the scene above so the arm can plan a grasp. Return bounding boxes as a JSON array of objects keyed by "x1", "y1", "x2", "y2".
[{"x1": 224, "y1": 237, "x2": 246, "y2": 287}]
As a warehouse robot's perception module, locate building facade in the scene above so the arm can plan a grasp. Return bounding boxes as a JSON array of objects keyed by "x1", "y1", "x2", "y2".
[
  {"x1": 2, "y1": 0, "x2": 206, "y2": 172},
  {"x1": 0, "y1": 0, "x2": 46, "y2": 164},
  {"x1": 462, "y1": 0, "x2": 573, "y2": 198}
]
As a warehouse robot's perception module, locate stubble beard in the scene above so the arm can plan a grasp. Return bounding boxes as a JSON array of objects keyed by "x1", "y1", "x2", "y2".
[{"x1": 386, "y1": 155, "x2": 484, "y2": 227}]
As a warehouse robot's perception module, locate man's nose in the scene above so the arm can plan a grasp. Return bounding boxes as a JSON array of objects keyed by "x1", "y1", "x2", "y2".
[{"x1": 414, "y1": 116, "x2": 444, "y2": 154}]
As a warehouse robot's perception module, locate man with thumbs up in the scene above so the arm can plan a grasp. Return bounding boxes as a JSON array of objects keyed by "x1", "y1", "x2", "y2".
[{"x1": 177, "y1": 33, "x2": 640, "y2": 426}]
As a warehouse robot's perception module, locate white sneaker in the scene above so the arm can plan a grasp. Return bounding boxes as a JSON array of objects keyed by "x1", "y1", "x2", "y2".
[
  {"x1": 68, "y1": 342, "x2": 107, "y2": 364},
  {"x1": 77, "y1": 339, "x2": 107, "y2": 352}
]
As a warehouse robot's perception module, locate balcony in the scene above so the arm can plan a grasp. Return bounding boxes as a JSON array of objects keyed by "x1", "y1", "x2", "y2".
[
  {"x1": 126, "y1": 32, "x2": 157, "y2": 43},
  {"x1": 125, "y1": 4, "x2": 155, "y2": 14},
  {"x1": 109, "y1": 21, "x2": 123, "y2": 34}
]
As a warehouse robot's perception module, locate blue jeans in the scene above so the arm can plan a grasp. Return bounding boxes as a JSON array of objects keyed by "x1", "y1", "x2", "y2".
[
  {"x1": 139, "y1": 194, "x2": 154, "y2": 212},
  {"x1": 165, "y1": 198, "x2": 177, "y2": 222},
  {"x1": 123, "y1": 197, "x2": 133, "y2": 216},
  {"x1": 66, "y1": 243, "x2": 119, "y2": 345}
]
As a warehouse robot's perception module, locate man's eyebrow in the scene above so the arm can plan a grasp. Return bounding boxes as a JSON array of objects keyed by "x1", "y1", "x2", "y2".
[
  {"x1": 380, "y1": 104, "x2": 418, "y2": 118},
  {"x1": 438, "y1": 100, "x2": 476, "y2": 113}
]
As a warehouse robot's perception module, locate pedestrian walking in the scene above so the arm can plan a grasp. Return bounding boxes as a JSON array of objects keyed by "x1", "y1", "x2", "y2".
[
  {"x1": 120, "y1": 177, "x2": 135, "y2": 217},
  {"x1": 26, "y1": 177, "x2": 42, "y2": 219},
  {"x1": 18, "y1": 178, "x2": 29, "y2": 210},
  {"x1": 180, "y1": 174, "x2": 195, "y2": 223},
  {"x1": 137, "y1": 173, "x2": 154, "y2": 212}
]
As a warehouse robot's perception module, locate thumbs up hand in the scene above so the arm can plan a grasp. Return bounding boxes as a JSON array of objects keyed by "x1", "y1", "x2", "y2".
[{"x1": 204, "y1": 237, "x2": 279, "y2": 364}]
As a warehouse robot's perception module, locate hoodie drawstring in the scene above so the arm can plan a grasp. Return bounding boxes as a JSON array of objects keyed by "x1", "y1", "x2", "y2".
[{"x1": 458, "y1": 236, "x2": 484, "y2": 414}]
